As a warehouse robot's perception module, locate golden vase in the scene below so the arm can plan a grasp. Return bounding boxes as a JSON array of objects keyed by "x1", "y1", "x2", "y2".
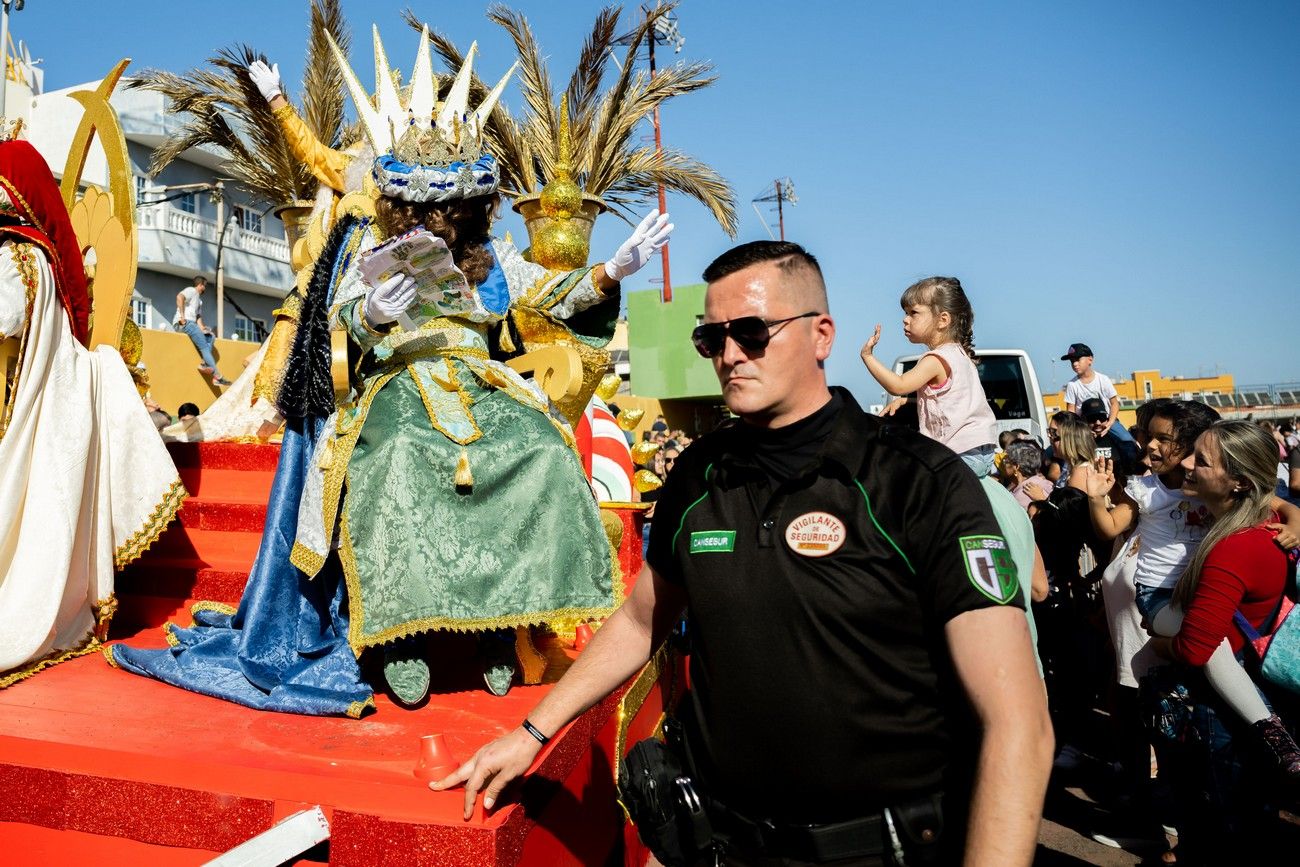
[
  {"x1": 512, "y1": 193, "x2": 607, "y2": 271},
  {"x1": 273, "y1": 201, "x2": 316, "y2": 272}
]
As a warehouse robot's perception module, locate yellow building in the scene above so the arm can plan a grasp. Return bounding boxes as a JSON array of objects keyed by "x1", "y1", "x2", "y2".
[
  {"x1": 1117, "y1": 369, "x2": 1235, "y2": 404},
  {"x1": 1044, "y1": 369, "x2": 1236, "y2": 427}
]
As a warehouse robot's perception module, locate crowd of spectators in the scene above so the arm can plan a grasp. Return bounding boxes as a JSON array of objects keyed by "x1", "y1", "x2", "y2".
[
  {"x1": 993, "y1": 398, "x2": 1300, "y2": 863},
  {"x1": 641, "y1": 414, "x2": 695, "y2": 490}
]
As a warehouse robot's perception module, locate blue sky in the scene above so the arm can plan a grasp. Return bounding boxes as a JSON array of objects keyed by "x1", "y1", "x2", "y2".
[{"x1": 13, "y1": 1, "x2": 1299, "y2": 397}]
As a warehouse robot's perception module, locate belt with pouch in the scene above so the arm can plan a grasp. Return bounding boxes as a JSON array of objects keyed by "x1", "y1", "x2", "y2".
[{"x1": 707, "y1": 792, "x2": 945, "y2": 864}]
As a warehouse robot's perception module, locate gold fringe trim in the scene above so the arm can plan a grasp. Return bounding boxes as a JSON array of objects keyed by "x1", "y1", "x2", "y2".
[
  {"x1": 0, "y1": 243, "x2": 38, "y2": 444},
  {"x1": 346, "y1": 696, "x2": 376, "y2": 719},
  {"x1": 101, "y1": 644, "x2": 120, "y2": 669},
  {"x1": 114, "y1": 478, "x2": 187, "y2": 570},
  {"x1": 290, "y1": 540, "x2": 328, "y2": 579},
  {"x1": 190, "y1": 600, "x2": 237, "y2": 619},
  {"x1": 162, "y1": 622, "x2": 180, "y2": 648},
  {"x1": 0, "y1": 632, "x2": 101, "y2": 690}
]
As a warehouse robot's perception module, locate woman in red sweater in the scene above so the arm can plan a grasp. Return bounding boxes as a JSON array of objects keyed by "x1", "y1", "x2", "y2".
[{"x1": 1147, "y1": 420, "x2": 1299, "y2": 862}]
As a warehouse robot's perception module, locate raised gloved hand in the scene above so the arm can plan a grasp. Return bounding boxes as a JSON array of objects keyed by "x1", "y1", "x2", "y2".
[
  {"x1": 248, "y1": 60, "x2": 283, "y2": 104},
  {"x1": 603, "y1": 210, "x2": 673, "y2": 283},
  {"x1": 363, "y1": 273, "x2": 418, "y2": 327}
]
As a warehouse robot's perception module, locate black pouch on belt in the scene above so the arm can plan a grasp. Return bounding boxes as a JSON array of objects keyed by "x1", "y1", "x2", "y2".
[
  {"x1": 885, "y1": 793, "x2": 946, "y2": 866},
  {"x1": 618, "y1": 718, "x2": 715, "y2": 867}
]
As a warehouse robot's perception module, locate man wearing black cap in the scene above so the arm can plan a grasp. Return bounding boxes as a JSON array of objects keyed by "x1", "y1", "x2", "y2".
[{"x1": 1079, "y1": 396, "x2": 1140, "y2": 476}]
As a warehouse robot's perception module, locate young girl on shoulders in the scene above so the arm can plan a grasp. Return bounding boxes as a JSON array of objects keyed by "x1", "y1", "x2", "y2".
[{"x1": 861, "y1": 276, "x2": 998, "y2": 476}]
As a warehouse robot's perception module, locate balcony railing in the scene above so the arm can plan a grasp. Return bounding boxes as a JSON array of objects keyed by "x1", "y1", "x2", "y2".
[{"x1": 138, "y1": 203, "x2": 290, "y2": 263}]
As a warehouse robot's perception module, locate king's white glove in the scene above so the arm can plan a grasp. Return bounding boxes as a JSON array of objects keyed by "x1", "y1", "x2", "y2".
[
  {"x1": 363, "y1": 274, "x2": 417, "y2": 327},
  {"x1": 248, "y1": 60, "x2": 283, "y2": 104},
  {"x1": 603, "y1": 210, "x2": 674, "y2": 283}
]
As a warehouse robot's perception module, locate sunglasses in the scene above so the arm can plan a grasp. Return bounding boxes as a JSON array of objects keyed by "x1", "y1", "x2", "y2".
[{"x1": 691, "y1": 312, "x2": 820, "y2": 358}]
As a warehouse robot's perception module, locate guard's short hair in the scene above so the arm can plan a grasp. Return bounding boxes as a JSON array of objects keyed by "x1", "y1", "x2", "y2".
[
  {"x1": 193, "y1": 276, "x2": 207, "y2": 286},
  {"x1": 702, "y1": 241, "x2": 827, "y2": 312}
]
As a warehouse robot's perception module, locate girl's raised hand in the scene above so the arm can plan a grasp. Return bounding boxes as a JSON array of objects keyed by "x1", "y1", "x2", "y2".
[
  {"x1": 860, "y1": 324, "x2": 882, "y2": 360},
  {"x1": 1085, "y1": 457, "x2": 1115, "y2": 498}
]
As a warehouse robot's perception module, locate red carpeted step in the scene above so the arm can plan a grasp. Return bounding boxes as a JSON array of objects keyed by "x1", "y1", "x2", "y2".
[
  {"x1": 109, "y1": 595, "x2": 212, "y2": 635},
  {"x1": 167, "y1": 441, "x2": 282, "y2": 472},
  {"x1": 176, "y1": 498, "x2": 268, "y2": 533},
  {"x1": 117, "y1": 560, "x2": 251, "y2": 606},
  {"x1": 148, "y1": 526, "x2": 263, "y2": 568},
  {"x1": 177, "y1": 467, "x2": 275, "y2": 502}
]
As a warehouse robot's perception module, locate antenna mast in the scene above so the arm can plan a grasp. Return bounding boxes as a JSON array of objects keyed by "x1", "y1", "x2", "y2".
[{"x1": 752, "y1": 178, "x2": 797, "y2": 241}]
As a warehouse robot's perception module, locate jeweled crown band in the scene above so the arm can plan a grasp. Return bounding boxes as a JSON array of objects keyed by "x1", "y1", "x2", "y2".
[{"x1": 372, "y1": 153, "x2": 499, "y2": 204}]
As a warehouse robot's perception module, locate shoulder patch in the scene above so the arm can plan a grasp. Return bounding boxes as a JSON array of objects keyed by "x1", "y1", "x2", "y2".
[{"x1": 959, "y1": 535, "x2": 1019, "y2": 604}]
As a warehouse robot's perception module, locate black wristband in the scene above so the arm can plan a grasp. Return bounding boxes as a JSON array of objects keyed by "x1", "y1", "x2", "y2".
[{"x1": 521, "y1": 719, "x2": 550, "y2": 746}]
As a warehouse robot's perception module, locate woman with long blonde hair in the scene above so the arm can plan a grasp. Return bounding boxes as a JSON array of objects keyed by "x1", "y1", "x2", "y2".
[
  {"x1": 1052, "y1": 411, "x2": 1097, "y2": 493},
  {"x1": 1150, "y1": 421, "x2": 1300, "y2": 787}
]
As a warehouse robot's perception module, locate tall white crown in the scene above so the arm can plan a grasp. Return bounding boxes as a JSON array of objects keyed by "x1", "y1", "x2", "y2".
[{"x1": 327, "y1": 25, "x2": 517, "y2": 160}]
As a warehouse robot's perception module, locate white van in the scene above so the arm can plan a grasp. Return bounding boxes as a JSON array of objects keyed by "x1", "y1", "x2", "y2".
[{"x1": 889, "y1": 348, "x2": 1049, "y2": 444}]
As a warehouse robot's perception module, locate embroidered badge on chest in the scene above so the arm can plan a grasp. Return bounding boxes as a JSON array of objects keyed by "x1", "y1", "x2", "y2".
[{"x1": 784, "y1": 511, "x2": 846, "y2": 558}]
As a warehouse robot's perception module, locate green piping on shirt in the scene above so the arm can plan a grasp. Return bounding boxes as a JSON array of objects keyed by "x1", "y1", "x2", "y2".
[
  {"x1": 671, "y1": 463, "x2": 715, "y2": 553},
  {"x1": 854, "y1": 478, "x2": 916, "y2": 575}
]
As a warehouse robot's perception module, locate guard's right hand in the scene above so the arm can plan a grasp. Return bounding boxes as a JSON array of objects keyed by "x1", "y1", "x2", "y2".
[
  {"x1": 363, "y1": 273, "x2": 417, "y2": 327},
  {"x1": 430, "y1": 727, "x2": 543, "y2": 820},
  {"x1": 248, "y1": 60, "x2": 283, "y2": 104}
]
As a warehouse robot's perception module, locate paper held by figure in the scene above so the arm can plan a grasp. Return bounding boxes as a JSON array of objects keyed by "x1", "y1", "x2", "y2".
[{"x1": 357, "y1": 227, "x2": 486, "y2": 328}]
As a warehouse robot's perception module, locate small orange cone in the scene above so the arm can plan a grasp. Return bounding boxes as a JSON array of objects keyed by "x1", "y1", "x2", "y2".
[{"x1": 414, "y1": 733, "x2": 459, "y2": 783}]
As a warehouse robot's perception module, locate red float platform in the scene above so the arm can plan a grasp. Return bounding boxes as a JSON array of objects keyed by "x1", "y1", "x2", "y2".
[{"x1": 0, "y1": 442, "x2": 669, "y2": 865}]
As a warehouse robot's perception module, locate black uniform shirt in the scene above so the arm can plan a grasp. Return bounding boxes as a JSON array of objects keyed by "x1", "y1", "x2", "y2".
[{"x1": 647, "y1": 387, "x2": 1019, "y2": 824}]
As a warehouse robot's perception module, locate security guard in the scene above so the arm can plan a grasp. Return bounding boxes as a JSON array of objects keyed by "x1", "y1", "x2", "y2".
[{"x1": 435, "y1": 242, "x2": 1053, "y2": 866}]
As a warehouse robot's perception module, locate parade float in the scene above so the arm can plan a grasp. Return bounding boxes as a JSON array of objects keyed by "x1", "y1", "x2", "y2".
[{"x1": 0, "y1": 4, "x2": 734, "y2": 864}]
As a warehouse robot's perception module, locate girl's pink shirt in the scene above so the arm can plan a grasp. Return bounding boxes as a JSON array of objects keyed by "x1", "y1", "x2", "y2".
[{"x1": 916, "y1": 342, "x2": 998, "y2": 455}]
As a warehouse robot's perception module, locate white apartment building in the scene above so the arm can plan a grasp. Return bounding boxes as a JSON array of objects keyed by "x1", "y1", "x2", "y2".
[{"x1": 23, "y1": 76, "x2": 294, "y2": 343}]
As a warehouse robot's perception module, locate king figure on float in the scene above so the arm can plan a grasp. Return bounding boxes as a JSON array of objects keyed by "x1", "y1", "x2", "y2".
[{"x1": 110, "y1": 24, "x2": 671, "y2": 708}]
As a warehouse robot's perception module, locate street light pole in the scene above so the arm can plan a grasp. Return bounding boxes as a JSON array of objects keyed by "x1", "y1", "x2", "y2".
[
  {"x1": 212, "y1": 179, "x2": 226, "y2": 339},
  {"x1": 141, "y1": 180, "x2": 232, "y2": 337},
  {"x1": 647, "y1": 12, "x2": 671, "y2": 303},
  {"x1": 775, "y1": 179, "x2": 785, "y2": 241}
]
